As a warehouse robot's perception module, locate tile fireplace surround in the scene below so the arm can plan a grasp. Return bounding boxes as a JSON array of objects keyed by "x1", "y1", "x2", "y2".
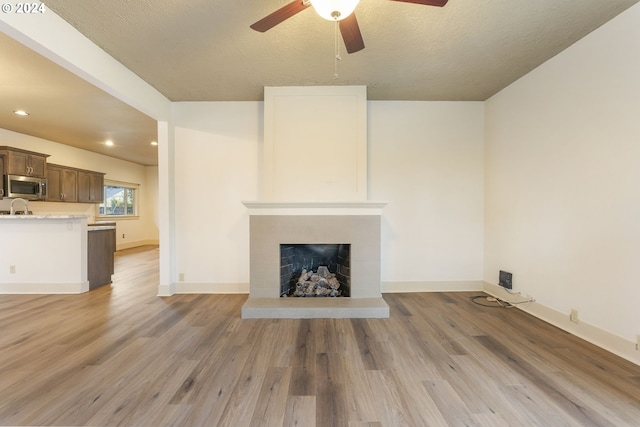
[{"x1": 241, "y1": 201, "x2": 389, "y2": 319}]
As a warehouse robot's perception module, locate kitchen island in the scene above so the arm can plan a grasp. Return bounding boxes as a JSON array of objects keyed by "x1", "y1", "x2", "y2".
[{"x1": 0, "y1": 215, "x2": 89, "y2": 293}]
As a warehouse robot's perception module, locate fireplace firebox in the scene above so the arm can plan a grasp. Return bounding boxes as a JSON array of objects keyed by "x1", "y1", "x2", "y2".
[{"x1": 280, "y1": 244, "x2": 350, "y2": 297}]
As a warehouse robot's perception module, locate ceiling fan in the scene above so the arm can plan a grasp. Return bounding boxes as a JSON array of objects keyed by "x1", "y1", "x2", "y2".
[{"x1": 250, "y1": 0, "x2": 449, "y2": 54}]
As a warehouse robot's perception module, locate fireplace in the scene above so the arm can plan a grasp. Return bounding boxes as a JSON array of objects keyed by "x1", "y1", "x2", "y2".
[
  {"x1": 280, "y1": 244, "x2": 351, "y2": 297},
  {"x1": 241, "y1": 87, "x2": 387, "y2": 317},
  {"x1": 241, "y1": 201, "x2": 389, "y2": 318}
]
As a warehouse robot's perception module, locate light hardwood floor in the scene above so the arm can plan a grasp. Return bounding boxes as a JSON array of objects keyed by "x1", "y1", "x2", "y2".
[{"x1": 1, "y1": 246, "x2": 639, "y2": 426}]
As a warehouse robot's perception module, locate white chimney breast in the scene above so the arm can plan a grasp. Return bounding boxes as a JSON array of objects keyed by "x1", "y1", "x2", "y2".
[{"x1": 263, "y1": 86, "x2": 368, "y2": 202}]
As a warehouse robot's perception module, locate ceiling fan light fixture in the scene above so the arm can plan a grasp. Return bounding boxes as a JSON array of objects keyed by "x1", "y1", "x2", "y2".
[{"x1": 311, "y1": 0, "x2": 360, "y2": 21}]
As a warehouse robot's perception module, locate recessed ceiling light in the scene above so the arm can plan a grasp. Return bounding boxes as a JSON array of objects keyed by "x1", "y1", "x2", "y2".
[
  {"x1": 14, "y1": 110, "x2": 29, "y2": 116},
  {"x1": 105, "y1": 140, "x2": 114, "y2": 146},
  {"x1": 150, "y1": 141, "x2": 158, "y2": 146}
]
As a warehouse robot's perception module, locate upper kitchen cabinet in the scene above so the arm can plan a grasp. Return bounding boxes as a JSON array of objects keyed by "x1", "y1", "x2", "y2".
[
  {"x1": 0, "y1": 147, "x2": 48, "y2": 178},
  {"x1": 48, "y1": 164, "x2": 105, "y2": 204},
  {"x1": 78, "y1": 170, "x2": 105, "y2": 203},
  {"x1": 47, "y1": 163, "x2": 78, "y2": 202}
]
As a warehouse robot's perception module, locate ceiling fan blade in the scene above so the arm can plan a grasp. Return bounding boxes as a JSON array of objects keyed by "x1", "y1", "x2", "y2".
[
  {"x1": 339, "y1": 13, "x2": 365, "y2": 54},
  {"x1": 250, "y1": 0, "x2": 311, "y2": 32},
  {"x1": 389, "y1": 0, "x2": 448, "y2": 6}
]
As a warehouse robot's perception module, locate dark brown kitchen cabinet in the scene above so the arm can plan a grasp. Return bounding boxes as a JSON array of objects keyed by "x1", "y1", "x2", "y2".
[
  {"x1": 46, "y1": 163, "x2": 78, "y2": 202},
  {"x1": 0, "y1": 146, "x2": 48, "y2": 178},
  {"x1": 88, "y1": 226, "x2": 116, "y2": 289},
  {"x1": 0, "y1": 146, "x2": 106, "y2": 204},
  {"x1": 78, "y1": 170, "x2": 105, "y2": 203},
  {"x1": 0, "y1": 156, "x2": 4, "y2": 198}
]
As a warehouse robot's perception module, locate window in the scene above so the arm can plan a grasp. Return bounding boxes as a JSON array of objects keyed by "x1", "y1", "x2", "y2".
[{"x1": 98, "y1": 181, "x2": 139, "y2": 218}]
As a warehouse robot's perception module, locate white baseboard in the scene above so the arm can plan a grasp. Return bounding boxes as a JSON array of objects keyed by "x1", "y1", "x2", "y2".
[
  {"x1": 157, "y1": 282, "x2": 176, "y2": 297},
  {"x1": 171, "y1": 282, "x2": 250, "y2": 294},
  {"x1": 116, "y1": 239, "x2": 159, "y2": 251},
  {"x1": 382, "y1": 280, "x2": 483, "y2": 293},
  {"x1": 482, "y1": 282, "x2": 640, "y2": 366},
  {"x1": 0, "y1": 281, "x2": 90, "y2": 294}
]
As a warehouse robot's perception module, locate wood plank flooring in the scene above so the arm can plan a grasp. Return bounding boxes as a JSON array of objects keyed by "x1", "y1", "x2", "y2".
[{"x1": 1, "y1": 245, "x2": 639, "y2": 426}]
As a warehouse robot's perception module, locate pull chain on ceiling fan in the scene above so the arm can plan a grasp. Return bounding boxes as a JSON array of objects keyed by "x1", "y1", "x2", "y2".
[
  {"x1": 311, "y1": 0, "x2": 360, "y2": 79},
  {"x1": 334, "y1": 20, "x2": 342, "y2": 79},
  {"x1": 250, "y1": 0, "x2": 449, "y2": 55}
]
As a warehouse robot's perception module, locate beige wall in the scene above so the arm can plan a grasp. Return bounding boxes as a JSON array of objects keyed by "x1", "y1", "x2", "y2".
[
  {"x1": 485, "y1": 4, "x2": 640, "y2": 345},
  {"x1": 170, "y1": 100, "x2": 485, "y2": 291}
]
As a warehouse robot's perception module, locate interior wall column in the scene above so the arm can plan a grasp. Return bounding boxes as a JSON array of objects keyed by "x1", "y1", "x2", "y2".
[{"x1": 157, "y1": 119, "x2": 176, "y2": 296}]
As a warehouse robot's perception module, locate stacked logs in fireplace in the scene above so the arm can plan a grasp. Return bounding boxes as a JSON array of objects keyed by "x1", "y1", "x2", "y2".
[
  {"x1": 280, "y1": 244, "x2": 351, "y2": 297},
  {"x1": 292, "y1": 266, "x2": 341, "y2": 297}
]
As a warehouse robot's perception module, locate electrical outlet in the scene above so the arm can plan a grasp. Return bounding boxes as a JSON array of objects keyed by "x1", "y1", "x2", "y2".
[
  {"x1": 179, "y1": 273, "x2": 184, "y2": 282},
  {"x1": 570, "y1": 309, "x2": 579, "y2": 324},
  {"x1": 9, "y1": 265, "x2": 15, "y2": 274},
  {"x1": 636, "y1": 335, "x2": 639, "y2": 351},
  {"x1": 122, "y1": 233, "x2": 125, "y2": 239}
]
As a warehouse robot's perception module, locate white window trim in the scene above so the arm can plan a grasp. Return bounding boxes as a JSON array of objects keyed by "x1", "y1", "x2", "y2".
[{"x1": 96, "y1": 180, "x2": 140, "y2": 219}]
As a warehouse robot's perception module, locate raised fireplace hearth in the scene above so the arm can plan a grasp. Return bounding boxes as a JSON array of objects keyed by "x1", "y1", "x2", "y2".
[{"x1": 241, "y1": 201, "x2": 388, "y2": 318}]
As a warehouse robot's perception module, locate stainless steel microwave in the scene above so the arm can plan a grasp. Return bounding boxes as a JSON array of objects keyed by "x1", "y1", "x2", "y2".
[{"x1": 3, "y1": 174, "x2": 47, "y2": 200}]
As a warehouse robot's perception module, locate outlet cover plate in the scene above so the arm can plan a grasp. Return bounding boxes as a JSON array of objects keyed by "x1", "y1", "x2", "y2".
[{"x1": 570, "y1": 309, "x2": 579, "y2": 324}]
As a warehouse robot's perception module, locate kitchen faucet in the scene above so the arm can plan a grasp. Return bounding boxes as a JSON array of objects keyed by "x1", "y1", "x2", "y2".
[{"x1": 10, "y1": 198, "x2": 29, "y2": 215}]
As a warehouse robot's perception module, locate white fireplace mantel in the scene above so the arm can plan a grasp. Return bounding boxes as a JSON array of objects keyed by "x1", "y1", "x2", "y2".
[{"x1": 241, "y1": 200, "x2": 387, "y2": 216}]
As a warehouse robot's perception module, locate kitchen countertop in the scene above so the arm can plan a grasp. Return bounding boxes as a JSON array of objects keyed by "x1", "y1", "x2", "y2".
[
  {"x1": 88, "y1": 225, "x2": 116, "y2": 231},
  {"x1": 88, "y1": 221, "x2": 116, "y2": 231},
  {"x1": 0, "y1": 214, "x2": 114, "y2": 230},
  {"x1": 0, "y1": 214, "x2": 89, "y2": 220},
  {"x1": 0, "y1": 214, "x2": 116, "y2": 231}
]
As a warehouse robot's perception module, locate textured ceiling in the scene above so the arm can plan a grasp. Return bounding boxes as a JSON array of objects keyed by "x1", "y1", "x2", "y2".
[
  {"x1": 42, "y1": 0, "x2": 640, "y2": 102},
  {"x1": 1, "y1": 0, "x2": 638, "y2": 166}
]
